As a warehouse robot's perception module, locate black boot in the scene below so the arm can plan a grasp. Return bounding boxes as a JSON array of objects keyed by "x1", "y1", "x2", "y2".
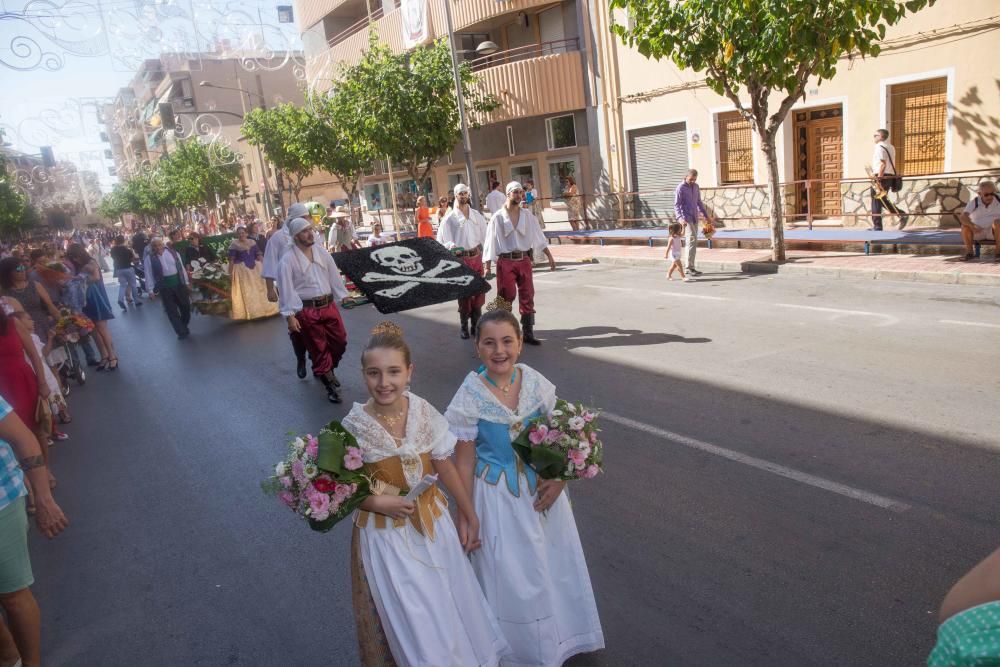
[
  {"x1": 522, "y1": 314, "x2": 541, "y2": 346},
  {"x1": 296, "y1": 353, "x2": 307, "y2": 379},
  {"x1": 321, "y1": 372, "x2": 342, "y2": 403},
  {"x1": 460, "y1": 314, "x2": 470, "y2": 339},
  {"x1": 470, "y1": 307, "x2": 482, "y2": 337}
]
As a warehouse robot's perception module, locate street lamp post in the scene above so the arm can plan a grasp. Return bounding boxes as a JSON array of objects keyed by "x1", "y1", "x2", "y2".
[
  {"x1": 442, "y1": 0, "x2": 498, "y2": 210},
  {"x1": 199, "y1": 80, "x2": 275, "y2": 219}
]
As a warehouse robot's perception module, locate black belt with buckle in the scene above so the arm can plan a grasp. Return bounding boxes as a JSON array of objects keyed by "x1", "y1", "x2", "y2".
[
  {"x1": 301, "y1": 294, "x2": 333, "y2": 309},
  {"x1": 498, "y1": 250, "x2": 530, "y2": 260},
  {"x1": 456, "y1": 246, "x2": 482, "y2": 257}
]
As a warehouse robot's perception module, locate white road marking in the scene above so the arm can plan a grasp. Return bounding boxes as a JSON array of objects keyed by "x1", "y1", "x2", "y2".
[
  {"x1": 583, "y1": 284, "x2": 729, "y2": 301},
  {"x1": 940, "y1": 319, "x2": 1000, "y2": 330},
  {"x1": 603, "y1": 411, "x2": 911, "y2": 513},
  {"x1": 773, "y1": 303, "x2": 899, "y2": 327}
]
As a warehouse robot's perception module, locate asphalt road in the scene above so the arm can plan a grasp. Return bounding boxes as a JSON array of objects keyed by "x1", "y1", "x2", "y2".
[{"x1": 30, "y1": 263, "x2": 1000, "y2": 666}]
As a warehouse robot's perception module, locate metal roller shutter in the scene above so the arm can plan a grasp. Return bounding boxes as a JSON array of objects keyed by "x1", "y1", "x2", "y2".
[{"x1": 628, "y1": 122, "x2": 689, "y2": 227}]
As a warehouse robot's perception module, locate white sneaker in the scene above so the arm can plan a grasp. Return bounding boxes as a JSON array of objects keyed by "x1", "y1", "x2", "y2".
[{"x1": 682, "y1": 277, "x2": 691, "y2": 282}]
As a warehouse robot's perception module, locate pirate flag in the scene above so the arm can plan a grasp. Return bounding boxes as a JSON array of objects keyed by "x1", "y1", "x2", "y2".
[{"x1": 332, "y1": 238, "x2": 491, "y2": 314}]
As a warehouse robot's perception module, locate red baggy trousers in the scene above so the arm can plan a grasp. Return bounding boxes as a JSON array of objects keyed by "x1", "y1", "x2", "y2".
[
  {"x1": 496, "y1": 256, "x2": 534, "y2": 316},
  {"x1": 294, "y1": 301, "x2": 347, "y2": 377},
  {"x1": 458, "y1": 254, "x2": 486, "y2": 315}
]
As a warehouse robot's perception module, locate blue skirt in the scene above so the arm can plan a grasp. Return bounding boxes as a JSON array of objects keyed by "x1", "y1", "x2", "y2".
[{"x1": 83, "y1": 281, "x2": 115, "y2": 322}]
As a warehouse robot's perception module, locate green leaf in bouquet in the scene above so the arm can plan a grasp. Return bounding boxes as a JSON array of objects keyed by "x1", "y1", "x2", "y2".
[{"x1": 511, "y1": 434, "x2": 568, "y2": 480}]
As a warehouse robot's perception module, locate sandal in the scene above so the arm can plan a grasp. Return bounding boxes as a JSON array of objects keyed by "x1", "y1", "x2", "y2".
[
  {"x1": 96, "y1": 357, "x2": 110, "y2": 371},
  {"x1": 58, "y1": 410, "x2": 72, "y2": 424},
  {"x1": 108, "y1": 357, "x2": 119, "y2": 371}
]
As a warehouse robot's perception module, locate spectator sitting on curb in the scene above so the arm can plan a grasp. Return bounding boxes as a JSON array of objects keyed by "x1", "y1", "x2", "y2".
[{"x1": 959, "y1": 180, "x2": 1000, "y2": 262}]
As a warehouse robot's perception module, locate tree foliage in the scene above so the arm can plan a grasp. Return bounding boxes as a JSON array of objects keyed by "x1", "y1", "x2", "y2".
[
  {"x1": 157, "y1": 138, "x2": 241, "y2": 209},
  {"x1": 334, "y1": 35, "x2": 499, "y2": 187},
  {"x1": 242, "y1": 104, "x2": 317, "y2": 200},
  {"x1": 611, "y1": 0, "x2": 935, "y2": 261}
]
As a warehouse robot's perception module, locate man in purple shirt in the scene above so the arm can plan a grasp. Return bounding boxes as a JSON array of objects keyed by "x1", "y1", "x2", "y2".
[{"x1": 674, "y1": 169, "x2": 715, "y2": 276}]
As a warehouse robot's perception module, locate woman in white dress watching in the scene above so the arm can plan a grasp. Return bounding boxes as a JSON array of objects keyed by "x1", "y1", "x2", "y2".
[
  {"x1": 446, "y1": 305, "x2": 604, "y2": 666},
  {"x1": 343, "y1": 322, "x2": 510, "y2": 667}
]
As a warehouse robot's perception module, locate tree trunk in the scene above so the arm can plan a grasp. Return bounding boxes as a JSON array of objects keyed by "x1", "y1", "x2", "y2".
[{"x1": 760, "y1": 133, "x2": 786, "y2": 263}]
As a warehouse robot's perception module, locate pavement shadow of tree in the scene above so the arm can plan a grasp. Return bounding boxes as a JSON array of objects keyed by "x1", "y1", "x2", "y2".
[
  {"x1": 537, "y1": 325, "x2": 711, "y2": 349},
  {"x1": 951, "y1": 82, "x2": 1000, "y2": 168}
]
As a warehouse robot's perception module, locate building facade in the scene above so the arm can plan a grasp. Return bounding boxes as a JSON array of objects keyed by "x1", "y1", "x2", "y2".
[
  {"x1": 600, "y1": 0, "x2": 1000, "y2": 227},
  {"x1": 106, "y1": 53, "x2": 313, "y2": 220},
  {"x1": 297, "y1": 0, "x2": 605, "y2": 220}
]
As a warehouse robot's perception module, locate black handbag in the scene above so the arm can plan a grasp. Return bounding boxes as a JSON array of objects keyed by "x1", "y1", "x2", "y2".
[{"x1": 886, "y1": 151, "x2": 903, "y2": 192}]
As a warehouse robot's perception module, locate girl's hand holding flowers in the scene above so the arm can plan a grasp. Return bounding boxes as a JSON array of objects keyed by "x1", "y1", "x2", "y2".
[{"x1": 533, "y1": 479, "x2": 566, "y2": 513}]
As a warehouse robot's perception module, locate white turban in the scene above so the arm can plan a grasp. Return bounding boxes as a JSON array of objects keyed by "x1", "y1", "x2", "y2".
[
  {"x1": 453, "y1": 183, "x2": 470, "y2": 195},
  {"x1": 505, "y1": 181, "x2": 524, "y2": 195},
  {"x1": 285, "y1": 202, "x2": 308, "y2": 224},
  {"x1": 286, "y1": 217, "x2": 312, "y2": 237}
]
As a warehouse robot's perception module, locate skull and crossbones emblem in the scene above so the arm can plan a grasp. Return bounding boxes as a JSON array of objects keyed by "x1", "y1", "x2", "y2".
[{"x1": 363, "y1": 246, "x2": 474, "y2": 299}]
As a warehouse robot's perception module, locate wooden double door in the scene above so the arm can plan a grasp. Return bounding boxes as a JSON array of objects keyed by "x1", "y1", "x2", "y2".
[{"x1": 793, "y1": 105, "x2": 844, "y2": 218}]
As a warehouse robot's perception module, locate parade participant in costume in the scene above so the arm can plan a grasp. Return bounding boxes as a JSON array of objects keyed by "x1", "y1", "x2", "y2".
[
  {"x1": 276, "y1": 217, "x2": 349, "y2": 403},
  {"x1": 445, "y1": 304, "x2": 604, "y2": 666},
  {"x1": 343, "y1": 322, "x2": 510, "y2": 667},
  {"x1": 228, "y1": 226, "x2": 278, "y2": 321},
  {"x1": 436, "y1": 183, "x2": 488, "y2": 340},
  {"x1": 144, "y1": 237, "x2": 192, "y2": 339},
  {"x1": 482, "y1": 181, "x2": 555, "y2": 346},
  {"x1": 263, "y1": 202, "x2": 313, "y2": 379}
]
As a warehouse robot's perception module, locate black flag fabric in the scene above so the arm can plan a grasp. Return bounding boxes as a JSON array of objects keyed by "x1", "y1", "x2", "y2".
[{"x1": 332, "y1": 238, "x2": 491, "y2": 314}]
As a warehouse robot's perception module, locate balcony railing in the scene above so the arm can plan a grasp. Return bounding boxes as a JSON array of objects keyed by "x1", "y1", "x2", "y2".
[
  {"x1": 467, "y1": 37, "x2": 580, "y2": 72},
  {"x1": 326, "y1": 6, "x2": 385, "y2": 50}
]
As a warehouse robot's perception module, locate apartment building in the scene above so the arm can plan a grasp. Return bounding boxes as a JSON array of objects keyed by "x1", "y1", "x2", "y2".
[
  {"x1": 602, "y1": 0, "x2": 1000, "y2": 227},
  {"x1": 297, "y1": 0, "x2": 606, "y2": 216},
  {"x1": 106, "y1": 53, "x2": 309, "y2": 219}
]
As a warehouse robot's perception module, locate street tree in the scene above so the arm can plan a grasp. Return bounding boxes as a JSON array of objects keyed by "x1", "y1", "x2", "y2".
[
  {"x1": 610, "y1": 0, "x2": 935, "y2": 261},
  {"x1": 335, "y1": 35, "x2": 498, "y2": 196},
  {"x1": 0, "y1": 132, "x2": 38, "y2": 238},
  {"x1": 242, "y1": 104, "x2": 316, "y2": 202},
  {"x1": 157, "y1": 138, "x2": 241, "y2": 210},
  {"x1": 307, "y1": 92, "x2": 378, "y2": 204}
]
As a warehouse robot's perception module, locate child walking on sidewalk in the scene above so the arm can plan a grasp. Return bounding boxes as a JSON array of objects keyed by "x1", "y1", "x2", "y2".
[{"x1": 666, "y1": 222, "x2": 690, "y2": 281}]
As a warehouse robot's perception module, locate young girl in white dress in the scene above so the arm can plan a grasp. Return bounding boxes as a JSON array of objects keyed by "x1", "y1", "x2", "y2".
[
  {"x1": 665, "y1": 221, "x2": 688, "y2": 281},
  {"x1": 445, "y1": 308, "x2": 604, "y2": 666},
  {"x1": 343, "y1": 322, "x2": 509, "y2": 667}
]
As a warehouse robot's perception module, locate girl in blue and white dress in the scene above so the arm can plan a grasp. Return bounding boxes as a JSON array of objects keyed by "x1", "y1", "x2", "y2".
[{"x1": 445, "y1": 308, "x2": 604, "y2": 667}]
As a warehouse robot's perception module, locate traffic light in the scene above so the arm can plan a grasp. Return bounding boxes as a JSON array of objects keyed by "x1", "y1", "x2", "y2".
[
  {"x1": 158, "y1": 102, "x2": 176, "y2": 131},
  {"x1": 241, "y1": 185, "x2": 250, "y2": 199},
  {"x1": 39, "y1": 146, "x2": 55, "y2": 168}
]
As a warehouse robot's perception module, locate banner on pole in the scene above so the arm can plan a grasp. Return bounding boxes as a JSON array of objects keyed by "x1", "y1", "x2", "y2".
[{"x1": 401, "y1": 0, "x2": 429, "y2": 48}]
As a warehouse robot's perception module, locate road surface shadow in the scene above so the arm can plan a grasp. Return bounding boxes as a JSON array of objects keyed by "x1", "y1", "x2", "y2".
[{"x1": 539, "y1": 325, "x2": 711, "y2": 349}]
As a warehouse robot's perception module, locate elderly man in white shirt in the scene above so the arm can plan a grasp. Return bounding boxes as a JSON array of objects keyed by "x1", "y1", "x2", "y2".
[
  {"x1": 144, "y1": 236, "x2": 192, "y2": 339},
  {"x1": 483, "y1": 181, "x2": 555, "y2": 345},
  {"x1": 959, "y1": 180, "x2": 1000, "y2": 261},
  {"x1": 277, "y1": 217, "x2": 350, "y2": 403},
  {"x1": 437, "y1": 183, "x2": 489, "y2": 339},
  {"x1": 870, "y1": 128, "x2": 908, "y2": 230}
]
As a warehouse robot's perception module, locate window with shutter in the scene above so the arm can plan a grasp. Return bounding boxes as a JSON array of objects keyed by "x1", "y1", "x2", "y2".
[
  {"x1": 716, "y1": 111, "x2": 753, "y2": 185},
  {"x1": 889, "y1": 77, "x2": 947, "y2": 176}
]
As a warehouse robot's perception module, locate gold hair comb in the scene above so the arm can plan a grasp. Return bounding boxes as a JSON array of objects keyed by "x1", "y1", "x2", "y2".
[{"x1": 485, "y1": 296, "x2": 513, "y2": 313}]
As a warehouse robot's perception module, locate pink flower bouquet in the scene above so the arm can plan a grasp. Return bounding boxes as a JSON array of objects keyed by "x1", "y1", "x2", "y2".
[
  {"x1": 512, "y1": 399, "x2": 604, "y2": 481},
  {"x1": 262, "y1": 420, "x2": 371, "y2": 532}
]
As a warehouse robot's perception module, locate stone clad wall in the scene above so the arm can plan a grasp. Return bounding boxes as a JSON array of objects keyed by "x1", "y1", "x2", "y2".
[{"x1": 839, "y1": 176, "x2": 995, "y2": 228}]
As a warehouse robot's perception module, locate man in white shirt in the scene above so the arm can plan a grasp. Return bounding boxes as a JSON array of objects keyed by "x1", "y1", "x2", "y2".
[
  {"x1": 959, "y1": 180, "x2": 1000, "y2": 262},
  {"x1": 870, "y1": 128, "x2": 908, "y2": 230},
  {"x1": 483, "y1": 181, "x2": 556, "y2": 345},
  {"x1": 437, "y1": 183, "x2": 488, "y2": 339},
  {"x1": 485, "y1": 181, "x2": 506, "y2": 218},
  {"x1": 144, "y1": 236, "x2": 192, "y2": 339},
  {"x1": 277, "y1": 217, "x2": 350, "y2": 403},
  {"x1": 263, "y1": 203, "x2": 316, "y2": 378}
]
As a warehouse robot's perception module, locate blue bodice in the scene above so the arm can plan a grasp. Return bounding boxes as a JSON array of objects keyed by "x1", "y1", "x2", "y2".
[{"x1": 474, "y1": 408, "x2": 542, "y2": 498}]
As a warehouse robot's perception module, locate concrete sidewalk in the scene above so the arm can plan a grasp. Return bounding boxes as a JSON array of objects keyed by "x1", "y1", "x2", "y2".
[{"x1": 548, "y1": 242, "x2": 1000, "y2": 286}]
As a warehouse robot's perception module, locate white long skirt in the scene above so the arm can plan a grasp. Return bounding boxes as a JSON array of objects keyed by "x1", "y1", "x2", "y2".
[
  {"x1": 471, "y1": 474, "x2": 605, "y2": 667},
  {"x1": 359, "y1": 507, "x2": 510, "y2": 667}
]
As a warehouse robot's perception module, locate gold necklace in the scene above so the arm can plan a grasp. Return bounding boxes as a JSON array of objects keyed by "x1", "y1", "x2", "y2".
[{"x1": 371, "y1": 404, "x2": 406, "y2": 428}]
